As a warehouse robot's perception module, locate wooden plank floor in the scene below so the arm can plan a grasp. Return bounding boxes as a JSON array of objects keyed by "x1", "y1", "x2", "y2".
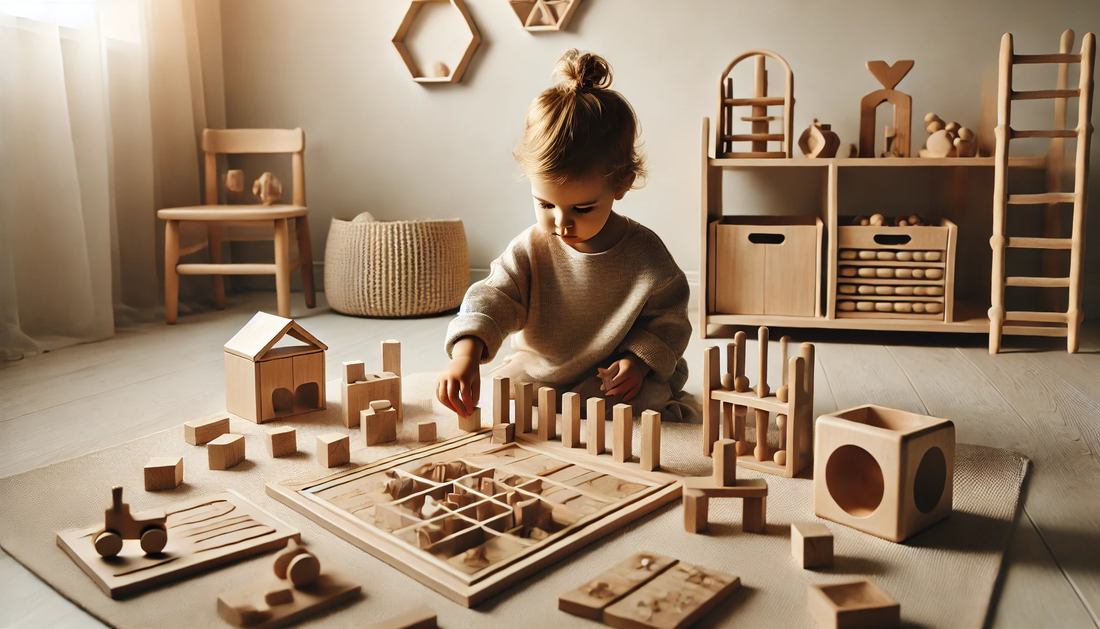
[{"x1": 0, "y1": 291, "x2": 1097, "y2": 628}]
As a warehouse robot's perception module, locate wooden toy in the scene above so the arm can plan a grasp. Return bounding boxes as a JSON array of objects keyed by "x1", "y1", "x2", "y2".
[
  {"x1": 919, "y1": 112, "x2": 977, "y2": 158},
  {"x1": 493, "y1": 376, "x2": 510, "y2": 425},
  {"x1": 715, "y1": 50, "x2": 794, "y2": 158},
  {"x1": 516, "y1": 382, "x2": 535, "y2": 433},
  {"x1": 317, "y1": 433, "x2": 350, "y2": 468},
  {"x1": 366, "y1": 605, "x2": 438, "y2": 629},
  {"x1": 267, "y1": 433, "x2": 680, "y2": 607},
  {"x1": 538, "y1": 386, "x2": 557, "y2": 440},
  {"x1": 808, "y1": 580, "x2": 900, "y2": 628},
  {"x1": 58, "y1": 490, "x2": 299, "y2": 598},
  {"x1": 683, "y1": 439, "x2": 769, "y2": 534},
  {"x1": 224, "y1": 312, "x2": 327, "y2": 424},
  {"x1": 144, "y1": 457, "x2": 183, "y2": 491},
  {"x1": 798, "y1": 119, "x2": 841, "y2": 158},
  {"x1": 587, "y1": 397, "x2": 606, "y2": 455},
  {"x1": 559, "y1": 552, "x2": 678, "y2": 619},
  {"x1": 392, "y1": 0, "x2": 481, "y2": 84},
  {"x1": 382, "y1": 339, "x2": 401, "y2": 376},
  {"x1": 814, "y1": 404, "x2": 954, "y2": 542},
  {"x1": 225, "y1": 169, "x2": 244, "y2": 193},
  {"x1": 266, "y1": 426, "x2": 297, "y2": 458},
  {"x1": 792, "y1": 522, "x2": 833, "y2": 569},
  {"x1": 184, "y1": 414, "x2": 230, "y2": 445},
  {"x1": 612, "y1": 403, "x2": 632, "y2": 463},
  {"x1": 92, "y1": 487, "x2": 168, "y2": 557},
  {"x1": 640, "y1": 410, "x2": 660, "y2": 472},
  {"x1": 562, "y1": 391, "x2": 581, "y2": 448},
  {"x1": 459, "y1": 406, "x2": 482, "y2": 432},
  {"x1": 252, "y1": 172, "x2": 282, "y2": 205},
  {"x1": 418, "y1": 421, "x2": 437, "y2": 442},
  {"x1": 492, "y1": 422, "x2": 515, "y2": 444},
  {"x1": 508, "y1": 0, "x2": 581, "y2": 32},
  {"x1": 342, "y1": 340, "x2": 403, "y2": 428},
  {"x1": 603, "y1": 561, "x2": 741, "y2": 629},
  {"x1": 209, "y1": 434, "x2": 246, "y2": 470},
  {"x1": 859, "y1": 60, "x2": 914, "y2": 157},
  {"x1": 363, "y1": 400, "x2": 398, "y2": 446}
]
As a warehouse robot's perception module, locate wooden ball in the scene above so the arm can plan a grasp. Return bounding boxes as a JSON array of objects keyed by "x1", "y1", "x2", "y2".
[
  {"x1": 721, "y1": 373, "x2": 736, "y2": 390},
  {"x1": 869, "y1": 213, "x2": 885, "y2": 226},
  {"x1": 774, "y1": 450, "x2": 787, "y2": 466},
  {"x1": 909, "y1": 214, "x2": 922, "y2": 226},
  {"x1": 897, "y1": 251, "x2": 913, "y2": 261},
  {"x1": 777, "y1": 385, "x2": 789, "y2": 403},
  {"x1": 898, "y1": 219, "x2": 908, "y2": 226},
  {"x1": 858, "y1": 250, "x2": 876, "y2": 260},
  {"x1": 945, "y1": 121, "x2": 960, "y2": 134},
  {"x1": 860, "y1": 218, "x2": 870, "y2": 226},
  {"x1": 958, "y1": 127, "x2": 975, "y2": 141},
  {"x1": 859, "y1": 285, "x2": 876, "y2": 295},
  {"x1": 734, "y1": 376, "x2": 750, "y2": 392},
  {"x1": 756, "y1": 383, "x2": 770, "y2": 398},
  {"x1": 924, "y1": 112, "x2": 942, "y2": 124}
]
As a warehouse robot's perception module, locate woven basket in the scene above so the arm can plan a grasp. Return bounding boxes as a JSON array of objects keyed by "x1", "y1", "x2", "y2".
[{"x1": 324, "y1": 213, "x2": 469, "y2": 317}]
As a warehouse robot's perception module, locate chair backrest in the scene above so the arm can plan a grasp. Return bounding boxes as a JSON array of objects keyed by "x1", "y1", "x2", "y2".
[{"x1": 202, "y1": 128, "x2": 305, "y2": 206}]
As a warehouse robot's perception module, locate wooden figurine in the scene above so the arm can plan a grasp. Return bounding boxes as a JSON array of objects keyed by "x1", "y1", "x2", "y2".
[
  {"x1": 492, "y1": 422, "x2": 515, "y2": 444},
  {"x1": 225, "y1": 312, "x2": 327, "y2": 424},
  {"x1": 209, "y1": 434, "x2": 246, "y2": 470},
  {"x1": 715, "y1": 51, "x2": 795, "y2": 158},
  {"x1": 342, "y1": 339, "x2": 403, "y2": 428},
  {"x1": 859, "y1": 60, "x2": 914, "y2": 157},
  {"x1": 366, "y1": 605, "x2": 437, "y2": 629},
  {"x1": 363, "y1": 400, "x2": 397, "y2": 446},
  {"x1": 559, "y1": 552, "x2": 678, "y2": 619},
  {"x1": 684, "y1": 439, "x2": 769, "y2": 534},
  {"x1": 612, "y1": 404, "x2": 633, "y2": 463},
  {"x1": 493, "y1": 376, "x2": 510, "y2": 425},
  {"x1": 792, "y1": 522, "x2": 834, "y2": 569},
  {"x1": 508, "y1": 0, "x2": 582, "y2": 32},
  {"x1": 252, "y1": 172, "x2": 282, "y2": 205},
  {"x1": 392, "y1": 0, "x2": 481, "y2": 84},
  {"x1": 184, "y1": 414, "x2": 230, "y2": 445},
  {"x1": 417, "y1": 421, "x2": 437, "y2": 442},
  {"x1": 808, "y1": 580, "x2": 900, "y2": 628},
  {"x1": 587, "y1": 397, "x2": 606, "y2": 455},
  {"x1": 431, "y1": 61, "x2": 450, "y2": 79},
  {"x1": 144, "y1": 457, "x2": 183, "y2": 491},
  {"x1": 640, "y1": 410, "x2": 660, "y2": 471},
  {"x1": 538, "y1": 386, "x2": 557, "y2": 440},
  {"x1": 93, "y1": 486, "x2": 168, "y2": 557},
  {"x1": 516, "y1": 382, "x2": 535, "y2": 433},
  {"x1": 225, "y1": 169, "x2": 244, "y2": 193},
  {"x1": 798, "y1": 119, "x2": 841, "y2": 158},
  {"x1": 814, "y1": 404, "x2": 954, "y2": 542},
  {"x1": 459, "y1": 407, "x2": 482, "y2": 432},
  {"x1": 317, "y1": 433, "x2": 350, "y2": 468},
  {"x1": 562, "y1": 392, "x2": 581, "y2": 448},
  {"x1": 603, "y1": 561, "x2": 741, "y2": 629},
  {"x1": 266, "y1": 426, "x2": 297, "y2": 458}
]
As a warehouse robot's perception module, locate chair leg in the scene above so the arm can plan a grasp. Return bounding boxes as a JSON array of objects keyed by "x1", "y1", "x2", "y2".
[
  {"x1": 207, "y1": 224, "x2": 225, "y2": 310},
  {"x1": 165, "y1": 220, "x2": 180, "y2": 324},
  {"x1": 296, "y1": 215, "x2": 316, "y2": 308},
  {"x1": 274, "y1": 218, "x2": 291, "y2": 318}
]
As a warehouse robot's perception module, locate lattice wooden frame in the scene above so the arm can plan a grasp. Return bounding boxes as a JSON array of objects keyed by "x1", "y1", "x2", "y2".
[{"x1": 392, "y1": 0, "x2": 481, "y2": 83}]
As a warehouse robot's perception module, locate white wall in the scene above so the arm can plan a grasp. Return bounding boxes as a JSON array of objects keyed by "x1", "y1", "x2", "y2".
[{"x1": 217, "y1": 0, "x2": 1100, "y2": 309}]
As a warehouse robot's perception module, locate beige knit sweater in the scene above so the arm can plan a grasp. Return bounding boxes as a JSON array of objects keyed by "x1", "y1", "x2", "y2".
[{"x1": 445, "y1": 217, "x2": 692, "y2": 390}]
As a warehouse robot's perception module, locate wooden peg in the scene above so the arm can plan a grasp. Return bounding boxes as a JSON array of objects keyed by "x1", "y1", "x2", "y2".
[
  {"x1": 756, "y1": 326, "x2": 770, "y2": 398},
  {"x1": 493, "y1": 376, "x2": 510, "y2": 426},
  {"x1": 703, "y1": 346, "x2": 721, "y2": 457},
  {"x1": 777, "y1": 336, "x2": 790, "y2": 402},
  {"x1": 683, "y1": 489, "x2": 709, "y2": 534},
  {"x1": 743, "y1": 496, "x2": 767, "y2": 533},
  {"x1": 562, "y1": 392, "x2": 581, "y2": 448},
  {"x1": 721, "y1": 342, "x2": 736, "y2": 390},
  {"x1": 713, "y1": 439, "x2": 737, "y2": 486},
  {"x1": 516, "y1": 382, "x2": 534, "y2": 433},
  {"x1": 733, "y1": 331, "x2": 748, "y2": 392},
  {"x1": 538, "y1": 387, "x2": 557, "y2": 440},
  {"x1": 641, "y1": 410, "x2": 661, "y2": 471},
  {"x1": 587, "y1": 397, "x2": 606, "y2": 455},
  {"x1": 381, "y1": 339, "x2": 401, "y2": 377},
  {"x1": 754, "y1": 408, "x2": 769, "y2": 462},
  {"x1": 613, "y1": 404, "x2": 633, "y2": 463},
  {"x1": 774, "y1": 414, "x2": 788, "y2": 466}
]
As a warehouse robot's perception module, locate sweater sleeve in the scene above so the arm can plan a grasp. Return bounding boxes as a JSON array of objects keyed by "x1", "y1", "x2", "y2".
[
  {"x1": 617, "y1": 271, "x2": 692, "y2": 382},
  {"x1": 445, "y1": 239, "x2": 531, "y2": 363}
]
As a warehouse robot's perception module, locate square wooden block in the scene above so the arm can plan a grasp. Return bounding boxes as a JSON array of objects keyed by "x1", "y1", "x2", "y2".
[
  {"x1": 492, "y1": 423, "x2": 515, "y2": 444},
  {"x1": 144, "y1": 457, "x2": 183, "y2": 491},
  {"x1": 317, "y1": 433, "x2": 349, "y2": 468},
  {"x1": 418, "y1": 421, "x2": 437, "y2": 442},
  {"x1": 792, "y1": 522, "x2": 834, "y2": 569},
  {"x1": 266, "y1": 426, "x2": 296, "y2": 458},
  {"x1": 362, "y1": 400, "x2": 397, "y2": 446},
  {"x1": 808, "y1": 580, "x2": 899, "y2": 628},
  {"x1": 184, "y1": 415, "x2": 229, "y2": 445},
  {"x1": 459, "y1": 407, "x2": 482, "y2": 432},
  {"x1": 208, "y1": 434, "x2": 245, "y2": 470}
]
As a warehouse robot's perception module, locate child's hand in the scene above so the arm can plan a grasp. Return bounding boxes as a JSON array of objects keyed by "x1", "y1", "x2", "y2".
[
  {"x1": 437, "y1": 337, "x2": 484, "y2": 417},
  {"x1": 598, "y1": 355, "x2": 651, "y2": 402}
]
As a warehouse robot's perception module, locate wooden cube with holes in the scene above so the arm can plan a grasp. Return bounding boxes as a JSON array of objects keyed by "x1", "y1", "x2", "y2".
[
  {"x1": 317, "y1": 433, "x2": 350, "y2": 468},
  {"x1": 144, "y1": 457, "x2": 183, "y2": 491},
  {"x1": 814, "y1": 405, "x2": 954, "y2": 542}
]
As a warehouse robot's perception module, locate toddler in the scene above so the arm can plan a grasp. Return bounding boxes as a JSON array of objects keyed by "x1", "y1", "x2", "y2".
[{"x1": 437, "y1": 49, "x2": 691, "y2": 421}]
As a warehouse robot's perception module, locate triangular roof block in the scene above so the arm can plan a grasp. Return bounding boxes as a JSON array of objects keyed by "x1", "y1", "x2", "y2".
[{"x1": 223, "y1": 311, "x2": 328, "y2": 361}]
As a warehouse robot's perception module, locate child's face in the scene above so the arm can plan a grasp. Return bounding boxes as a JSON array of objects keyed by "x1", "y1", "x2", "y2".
[{"x1": 530, "y1": 173, "x2": 628, "y2": 250}]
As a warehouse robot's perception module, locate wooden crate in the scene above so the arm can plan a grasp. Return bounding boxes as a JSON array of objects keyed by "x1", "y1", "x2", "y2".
[{"x1": 709, "y1": 216, "x2": 822, "y2": 317}]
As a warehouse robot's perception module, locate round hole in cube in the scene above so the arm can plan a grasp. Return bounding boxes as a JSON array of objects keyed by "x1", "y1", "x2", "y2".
[
  {"x1": 826, "y1": 445, "x2": 884, "y2": 517},
  {"x1": 913, "y1": 446, "x2": 947, "y2": 513}
]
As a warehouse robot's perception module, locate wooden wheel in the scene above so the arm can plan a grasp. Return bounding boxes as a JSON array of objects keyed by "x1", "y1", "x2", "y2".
[
  {"x1": 94, "y1": 530, "x2": 123, "y2": 557},
  {"x1": 140, "y1": 526, "x2": 168, "y2": 554}
]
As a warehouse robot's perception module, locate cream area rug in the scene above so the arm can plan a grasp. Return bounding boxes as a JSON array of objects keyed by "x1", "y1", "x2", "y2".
[{"x1": 0, "y1": 373, "x2": 1028, "y2": 628}]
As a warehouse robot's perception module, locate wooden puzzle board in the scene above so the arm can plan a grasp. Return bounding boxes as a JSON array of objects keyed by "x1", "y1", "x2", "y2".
[
  {"x1": 267, "y1": 430, "x2": 681, "y2": 607},
  {"x1": 57, "y1": 490, "x2": 299, "y2": 598}
]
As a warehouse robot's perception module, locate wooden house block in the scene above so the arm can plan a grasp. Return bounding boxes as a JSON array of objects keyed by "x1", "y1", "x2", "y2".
[
  {"x1": 317, "y1": 433, "x2": 350, "y2": 468},
  {"x1": 603, "y1": 561, "x2": 740, "y2": 629},
  {"x1": 714, "y1": 438, "x2": 737, "y2": 486},
  {"x1": 808, "y1": 580, "x2": 900, "y2": 628},
  {"x1": 640, "y1": 410, "x2": 661, "y2": 471},
  {"x1": 612, "y1": 403, "x2": 632, "y2": 463},
  {"x1": 266, "y1": 426, "x2": 297, "y2": 458},
  {"x1": 561, "y1": 392, "x2": 581, "y2": 448},
  {"x1": 184, "y1": 414, "x2": 230, "y2": 445},
  {"x1": 342, "y1": 372, "x2": 401, "y2": 428},
  {"x1": 381, "y1": 339, "x2": 401, "y2": 376},
  {"x1": 365, "y1": 605, "x2": 437, "y2": 629},
  {"x1": 515, "y1": 382, "x2": 534, "y2": 433},
  {"x1": 224, "y1": 312, "x2": 327, "y2": 423},
  {"x1": 144, "y1": 457, "x2": 183, "y2": 491},
  {"x1": 559, "y1": 552, "x2": 678, "y2": 619},
  {"x1": 418, "y1": 421, "x2": 437, "y2": 442},
  {"x1": 208, "y1": 434, "x2": 246, "y2": 470},
  {"x1": 459, "y1": 407, "x2": 482, "y2": 432},
  {"x1": 362, "y1": 400, "x2": 397, "y2": 446},
  {"x1": 493, "y1": 376, "x2": 510, "y2": 425},
  {"x1": 587, "y1": 397, "x2": 606, "y2": 455},
  {"x1": 492, "y1": 422, "x2": 515, "y2": 444},
  {"x1": 814, "y1": 404, "x2": 954, "y2": 542},
  {"x1": 538, "y1": 386, "x2": 556, "y2": 440},
  {"x1": 792, "y1": 522, "x2": 834, "y2": 569},
  {"x1": 683, "y1": 489, "x2": 709, "y2": 533}
]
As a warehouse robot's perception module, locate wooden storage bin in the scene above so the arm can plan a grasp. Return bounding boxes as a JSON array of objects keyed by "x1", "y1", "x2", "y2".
[
  {"x1": 835, "y1": 218, "x2": 957, "y2": 321},
  {"x1": 709, "y1": 216, "x2": 822, "y2": 317}
]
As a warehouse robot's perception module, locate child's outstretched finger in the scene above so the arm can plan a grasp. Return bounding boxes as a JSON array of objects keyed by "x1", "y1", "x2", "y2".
[
  {"x1": 447, "y1": 380, "x2": 467, "y2": 417},
  {"x1": 460, "y1": 380, "x2": 474, "y2": 416},
  {"x1": 437, "y1": 379, "x2": 453, "y2": 413}
]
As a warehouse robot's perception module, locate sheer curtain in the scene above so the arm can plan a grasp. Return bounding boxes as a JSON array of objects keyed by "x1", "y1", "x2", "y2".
[{"x1": 0, "y1": 0, "x2": 224, "y2": 360}]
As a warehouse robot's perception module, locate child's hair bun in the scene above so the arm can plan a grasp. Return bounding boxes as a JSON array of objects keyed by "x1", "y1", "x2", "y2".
[{"x1": 552, "y1": 49, "x2": 612, "y2": 93}]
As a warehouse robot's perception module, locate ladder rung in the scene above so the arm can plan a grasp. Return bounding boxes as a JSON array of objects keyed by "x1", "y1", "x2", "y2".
[
  {"x1": 720, "y1": 151, "x2": 788, "y2": 159},
  {"x1": 724, "y1": 97, "x2": 786, "y2": 106},
  {"x1": 1006, "y1": 237, "x2": 1074, "y2": 249},
  {"x1": 1007, "y1": 192, "x2": 1076, "y2": 204},
  {"x1": 1005, "y1": 276, "x2": 1070, "y2": 287},
  {"x1": 723, "y1": 134, "x2": 785, "y2": 142},
  {"x1": 1004, "y1": 311, "x2": 1068, "y2": 323},
  {"x1": 1011, "y1": 128, "x2": 1078, "y2": 139},
  {"x1": 740, "y1": 116, "x2": 779, "y2": 122},
  {"x1": 1011, "y1": 89, "x2": 1081, "y2": 100},
  {"x1": 1013, "y1": 53, "x2": 1081, "y2": 64}
]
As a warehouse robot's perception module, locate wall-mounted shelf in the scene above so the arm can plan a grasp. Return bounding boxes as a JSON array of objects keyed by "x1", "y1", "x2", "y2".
[
  {"x1": 508, "y1": 0, "x2": 581, "y2": 32},
  {"x1": 392, "y1": 0, "x2": 481, "y2": 84}
]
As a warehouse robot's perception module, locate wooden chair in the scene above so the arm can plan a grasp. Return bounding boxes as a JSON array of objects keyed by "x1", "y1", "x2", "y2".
[{"x1": 157, "y1": 128, "x2": 315, "y2": 323}]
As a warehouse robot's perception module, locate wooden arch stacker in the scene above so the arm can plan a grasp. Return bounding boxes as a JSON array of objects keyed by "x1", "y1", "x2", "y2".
[{"x1": 715, "y1": 51, "x2": 795, "y2": 159}]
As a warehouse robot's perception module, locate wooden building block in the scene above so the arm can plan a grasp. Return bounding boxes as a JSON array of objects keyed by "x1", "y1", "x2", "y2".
[
  {"x1": 713, "y1": 438, "x2": 737, "y2": 486},
  {"x1": 342, "y1": 372, "x2": 402, "y2": 428},
  {"x1": 682, "y1": 477, "x2": 768, "y2": 498},
  {"x1": 587, "y1": 397, "x2": 606, "y2": 455},
  {"x1": 559, "y1": 552, "x2": 678, "y2": 619},
  {"x1": 362, "y1": 400, "x2": 397, "y2": 446},
  {"x1": 418, "y1": 421, "x2": 436, "y2": 442},
  {"x1": 184, "y1": 415, "x2": 230, "y2": 445},
  {"x1": 561, "y1": 392, "x2": 581, "y2": 448},
  {"x1": 792, "y1": 522, "x2": 834, "y2": 569},
  {"x1": 538, "y1": 386, "x2": 556, "y2": 440},
  {"x1": 743, "y1": 496, "x2": 767, "y2": 533},
  {"x1": 516, "y1": 382, "x2": 535, "y2": 433},
  {"x1": 266, "y1": 426, "x2": 297, "y2": 458},
  {"x1": 381, "y1": 339, "x2": 401, "y2": 377},
  {"x1": 612, "y1": 403, "x2": 632, "y2": 463},
  {"x1": 343, "y1": 360, "x2": 366, "y2": 384},
  {"x1": 492, "y1": 422, "x2": 515, "y2": 444},
  {"x1": 144, "y1": 457, "x2": 183, "y2": 491},
  {"x1": 683, "y1": 489, "x2": 708, "y2": 533},
  {"x1": 208, "y1": 434, "x2": 246, "y2": 470},
  {"x1": 640, "y1": 410, "x2": 661, "y2": 471},
  {"x1": 603, "y1": 561, "x2": 740, "y2": 629},
  {"x1": 808, "y1": 580, "x2": 900, "y2": 629},
  {"x1": 493, "y1": 376, "x2": 510, "y2": 425},
  {"x1": 365, "y1": 605, "x2": 437, "y2": 629},
  {"x1": 459, "y1": 407, "x2": 482, "y2": 432},
  {"x1": 317, "y1": 433, "x2": 350, "y2": 468}
]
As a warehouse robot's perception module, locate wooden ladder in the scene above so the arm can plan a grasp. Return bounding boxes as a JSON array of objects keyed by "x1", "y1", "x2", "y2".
[{"x1": 989, "y1": 31, "x2": 1095, "y2": 353}]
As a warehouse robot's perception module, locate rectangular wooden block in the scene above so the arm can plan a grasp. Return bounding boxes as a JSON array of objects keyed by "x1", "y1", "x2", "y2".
[
  {"x1": 363, "y1": 402, "x2": 398, "y2": 446},
  {"x1": 682, "y1": 477, "x2": 768, "y2": 498},
  {"x1": 792, "y1": 522, "x2": 834, "y2": 569},
  {"x1": 459, "y1": 407, "x2": 482, "y2": 432},
  {"x1": 808, "y1": 580, "x2": 900, "y2": 629},
  {"x1": 538, "y1": 386, "x2": 557, "y2": 440},
  {"x1": 561, "y1": 392, "x2": 581, "y2": 448},
  {"x1": 612, "y1": 404, "x2": 632, "y2": 463},
  {"x1": 492, "y1": 423, "x2": 515, "y2": 444},
  {"x1": 317, "y1": 433, "x2": 350, "y2": 468},
  {"x1": 144, "y1": 457, "x2": 183, "y2": 491},
  {"x1": 208, "y1": 434, "x2": 246, "y2": 470},
  {"x1": 714, "y1": 438, "x2": 737, "y2": 486},
  {"x1": 184, "y1": 415, "x2": 230, "y2": 446},
  {"x1": 640, "y1": 410, "x2": 660, "y2": 471},
  {"x1": 587, "y1": 397, "x2": 606, "y2": 455},
  {"x1": 683, "y1": 489, "x2": 708, "y2": 534},
  {"x1": 559, "y1": 552, "x2": 678, "y2": 619},
  {"x1": 743, "y1": 496, "x2": 767, "y2": 533},
  {"x1": 342, "y1": 372, "x2": 401, "y2": 428},
  {"x1": 381, "y1": 339, "x2": 401, "y2": 377},
  {"x1": 493, "y1": 376, "x2": 510, "y2": 425},
  {"x1": 603, "y1": 561, "x2": 741, "y2": 629},
  {"x1": 266, "y1": 426, "x2": 296, "y2": 458},
  {"x1": 516, "y1": 382, "x2": 534, "y2": 433},
  {"x1": 343, "y1": 360, "x2": 366, "y2": 384},
  {"x1": 418, "y1": 421, "x2": 436, "y2": 442}
]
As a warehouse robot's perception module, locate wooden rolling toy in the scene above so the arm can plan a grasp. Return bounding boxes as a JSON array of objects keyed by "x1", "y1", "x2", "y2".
[
  {"x1": 93, "y1": 486, "x2": 168, "y2": 557},
  {"x1": 715, "y1": 50, "x2": 795, "y2": 158},
  {"x1": 342, "y1": 340, "x2": 403, "y2": 428},
  {"x1": 683, "y1": 440, "x2": 768, "y2": 534},
  {"x1": 859, "y1": 60, "x2": 914, "y2": 157}
]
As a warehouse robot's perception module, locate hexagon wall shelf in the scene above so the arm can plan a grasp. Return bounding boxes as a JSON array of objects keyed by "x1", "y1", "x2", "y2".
[
  {"x1": 509, "y1": 0, "x2": 582, "y2": 32},
  {"x1": 392, "y1": 0, "x2": 481, "y2": 83}
]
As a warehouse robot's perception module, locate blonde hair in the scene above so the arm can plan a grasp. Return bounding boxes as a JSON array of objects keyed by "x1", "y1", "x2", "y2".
[{"x1": 514, "y1": 49, "x2": 646, "y2": 190}]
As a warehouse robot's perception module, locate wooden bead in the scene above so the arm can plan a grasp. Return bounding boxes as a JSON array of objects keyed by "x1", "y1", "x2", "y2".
[
  {"x1": 840, "y1": 285, "x2": 857, "y2": 294},
  {"x1": 840, "y1": 250, "x2": 857, "y2": 260},
  {"x1": 894, "y1": 302, "x2": 913, "y2": 313},
  {"x1": 734, "y1": 375, "x2": 750, "y2": 392},
  {"x1": 875, "y1": 302, "x2": 893, "y2": 312},
  {"x1": 839, "y1": 301, "x2": 856, "y2": 311},
  {"x1": 911, "y1": 269, "x2": 924, "y2": 279},
  {"x1": 869, "y1": 213, "x2": 884, "y2": 226},
  {"x1": 895, "y1": 268, "x2": 913, "y2": 279},
  {"x1": 895, "y1": 286, "x2": 914, "y2": 295},
  {"x1": 925, "y1": 251, "x2": 942, "y2": 261},
  {"x1": 875, "y1": 268, "x2": 894, "y2": 278},
  {"x1": 926, "y1": 302, "x2": 944, "y2": 314},
  {"x1": 876, "y1": 251, "x2": 896, "y2": 261},
  {"x1": 926, "y1": 269, "x2": 944, "y2": 280},
  {"x1": 858, "y1": 268, "x2": 875, "y2": 278},
  {"x1": 856, "y1": 302, "x2": 874, "y2": 312},
  {"x1": 896, "y1": 251, "x2": 913, "y2": 261},
  {"x1": 875, "y1": 286, "x2": 893, "y2": 295},
  {"x1": 858, "y1": 250, "x2": 876, "y2": 260},
  {"x1": 859, "y1": 285, "x2": 876, "y2": 295},
  {"x1": 913, "y1": 303, "x2": 926, "y2": 313},
  {"x1": 926, "y1": 286, "x2": 944, "y2": 296},
  {"x1": 842, "y1": 267, "x2": 858, "y2": 277},
  {"x1": 777, "y1": 385, "x2": 789, "y2": 403},
  {"x1": 913, "y1": 251, "x2": 926, "y2": 261},
  {"x1": 721, "y1": 373, "x2": 736, "y2": 390}
]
